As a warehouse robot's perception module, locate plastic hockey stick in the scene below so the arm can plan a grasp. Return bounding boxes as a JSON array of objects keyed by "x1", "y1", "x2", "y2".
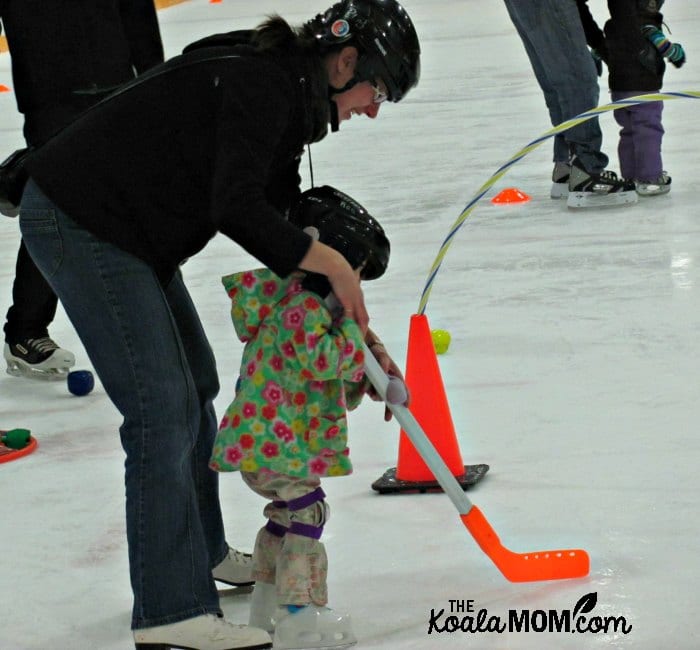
[{"x1": 362, "y1": 342, "x2": 589, "y2": 582}]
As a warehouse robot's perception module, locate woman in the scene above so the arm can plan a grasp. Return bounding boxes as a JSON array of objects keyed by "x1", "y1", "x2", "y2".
[{"x1": 20, "y1": 1, "x2": 420, "y2": 649}]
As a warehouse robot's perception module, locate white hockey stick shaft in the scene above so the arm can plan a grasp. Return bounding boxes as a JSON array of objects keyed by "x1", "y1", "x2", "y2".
[{"x1": 361, "y1": 341, "x2": 474, "y2": 515}]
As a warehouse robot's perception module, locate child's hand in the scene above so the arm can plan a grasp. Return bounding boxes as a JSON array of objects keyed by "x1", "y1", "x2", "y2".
[
  {"x1": 668, "y1": 42, "x2": 686, "y2": 68},
  {"x1": 641, "y1": 25, "x2": 686, "y2": 68},
  {"x1": 365, "y1": 342, "x2": 410, "y2": 421},
  {"x1": 386, "y1": 377, "x2": 409, "y2": 406}
]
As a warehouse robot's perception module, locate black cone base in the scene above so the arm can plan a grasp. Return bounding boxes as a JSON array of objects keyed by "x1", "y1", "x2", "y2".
[{"x1": 371, "y1": 464, "x2": 489, "y2": 494}]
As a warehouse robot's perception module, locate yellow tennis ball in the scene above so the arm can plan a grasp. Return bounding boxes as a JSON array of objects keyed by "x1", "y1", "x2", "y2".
[{"x1": 431, "y1": 329, "x2": 451, "y2": 354}]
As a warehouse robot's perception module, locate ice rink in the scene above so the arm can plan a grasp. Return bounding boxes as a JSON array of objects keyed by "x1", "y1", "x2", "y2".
[{"x1": 1, "y1": 1, "x2": 700, "y2": 648}]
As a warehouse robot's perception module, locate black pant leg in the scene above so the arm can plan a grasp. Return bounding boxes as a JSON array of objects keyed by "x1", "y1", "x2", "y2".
[{"x1": 3, "y1": 239, "x2": 58, "y2": 343}]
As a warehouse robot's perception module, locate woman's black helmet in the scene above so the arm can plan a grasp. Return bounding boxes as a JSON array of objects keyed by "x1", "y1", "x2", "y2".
[{"x1": 306, "y1": 0, "x2": 421, "y2": 102}]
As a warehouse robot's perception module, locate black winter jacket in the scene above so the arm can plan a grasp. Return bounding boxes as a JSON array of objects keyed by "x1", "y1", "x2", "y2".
[
  {"x1": 26, "y1": 41, "x2": 331, "y2": 284},
  {"x1": 0, "y1": 0, "x2": 164, "y2": 144},
  {"x1": 577, "y1": 0, "x2": 665, "y2": 91}
]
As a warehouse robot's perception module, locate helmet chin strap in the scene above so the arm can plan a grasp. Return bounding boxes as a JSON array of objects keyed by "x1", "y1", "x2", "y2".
[
  {"x1": 329, "y1": 97, "x2": 340, "y2": 132},
  {"x1": 306, "y1": 99, "x2": 339, "y2": 192},
  {"x1": 329, "y1": 74, "x2": 362, "y2": 133}
]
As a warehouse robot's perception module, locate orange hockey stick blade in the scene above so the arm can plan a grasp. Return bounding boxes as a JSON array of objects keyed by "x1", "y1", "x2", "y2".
[
  {"x1": 461, "y1": 506, "x2": 589, "y2": 582},
  {"x1": 363, "y1": 342, "x2": 589, "y2": 583}
]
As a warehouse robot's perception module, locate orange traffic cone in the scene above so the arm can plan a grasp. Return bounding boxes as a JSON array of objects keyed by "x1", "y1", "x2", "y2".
[
  {"x1": 372, "y1": 313, "x2": 489, "y2": 493},
  {"x1": 491, "y1": 187, "x2": 531, "y2": 204}
]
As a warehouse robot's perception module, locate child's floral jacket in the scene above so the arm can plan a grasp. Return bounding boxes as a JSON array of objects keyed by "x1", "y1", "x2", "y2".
[{"x1": 210, "y1": 268, "x2": 369, "y2": 478}]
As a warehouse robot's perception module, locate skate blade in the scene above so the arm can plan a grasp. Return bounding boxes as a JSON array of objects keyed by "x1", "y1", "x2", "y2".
[
  {"x1": 566, "y1": 189, "x2": 638, "y2": 209},
  {"x1": 637, "y1": 186, "x2": 671, "y2": 196},
  {"x1": 6, "y1": 361, "x2": 71, "y2": 381},
  {"x1": 273, "y1": 632, "x2": 356, "y2": 650}
]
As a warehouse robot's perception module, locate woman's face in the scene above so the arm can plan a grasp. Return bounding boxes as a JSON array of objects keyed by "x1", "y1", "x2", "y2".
[{"x1": 331, "y1": 79, "x2": 388, "y2": 123}]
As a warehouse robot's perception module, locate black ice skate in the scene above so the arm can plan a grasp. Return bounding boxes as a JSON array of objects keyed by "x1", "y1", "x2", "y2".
[
  {"x1": 567, "y1": 156, "x2": 637, "y2": 209},
  {"x1": 4, "y1": 337, "x2": 75, "y2": 380},
  {"x1": 550, "y1": 161, "x2": 570, "y2": 199}
]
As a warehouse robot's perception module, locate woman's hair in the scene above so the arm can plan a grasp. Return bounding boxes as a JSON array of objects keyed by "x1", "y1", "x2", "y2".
[
  {"x1": 252, "y1": 15, "x2": 330, "y2": 54},
  {"x1": 252, "y1": 14, "x2": 352, "y2": 57}
]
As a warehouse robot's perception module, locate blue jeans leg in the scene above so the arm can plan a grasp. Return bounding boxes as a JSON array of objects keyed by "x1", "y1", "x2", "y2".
[
  {"x1": 19, "y1": 179, "x2": 225, "y2": 628},
  {"x1": 503, "y1": 0, "x2": 608, "y2": 172},
  {"x1": 165, "y1": 270, "x2": 228, "y2": 570}
]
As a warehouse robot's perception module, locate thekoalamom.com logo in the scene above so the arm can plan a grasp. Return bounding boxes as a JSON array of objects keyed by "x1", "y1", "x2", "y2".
[{"x1": 428, "y1": 592, "x2": 632, "y2": 636}]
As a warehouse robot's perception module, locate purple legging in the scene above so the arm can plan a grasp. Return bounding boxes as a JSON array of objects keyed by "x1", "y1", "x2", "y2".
[{"x1": 611, "y1": 90, "x2": 664, "y2": 182}]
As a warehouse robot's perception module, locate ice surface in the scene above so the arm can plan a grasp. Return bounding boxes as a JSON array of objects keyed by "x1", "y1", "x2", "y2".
[{"x1": 1, "y1": 1, "x2": 699, "y2": 648}]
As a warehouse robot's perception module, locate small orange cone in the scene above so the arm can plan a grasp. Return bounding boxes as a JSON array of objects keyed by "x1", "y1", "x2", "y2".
[
  {"x1": 372, "y1": 314, "x2": 489, "y2": 493},
  {"x1": 491, "y1": 187, "x2": 530, "y2": 204},
  {"x1": 0, "y1": 84, "x2": 11, "y2": 93}
]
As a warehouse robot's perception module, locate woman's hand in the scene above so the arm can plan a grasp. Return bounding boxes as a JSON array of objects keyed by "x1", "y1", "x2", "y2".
[{"x1": 299, "y1": 240, "x2": 369, "y2": 333}]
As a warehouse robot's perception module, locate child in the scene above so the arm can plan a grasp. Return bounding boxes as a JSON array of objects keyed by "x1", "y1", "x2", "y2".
[
  {"x1": 210, "y1": 185, "x2": 392, "y2": 650},
  {"x1": 578, "y1": 0, "x2": 686, "y2": 195}
]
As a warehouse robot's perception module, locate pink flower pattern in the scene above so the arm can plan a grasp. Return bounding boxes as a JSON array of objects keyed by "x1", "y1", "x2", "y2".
[
  {"x1": 225, "y1": 446, "x2": 243, "y2": 465},
  {"x1": 309, "y1": 457, "x2": 329, "y2": 475},
  {"x1": 261, "y1": 441, "x2": 280, "y2": 458},
  {"x1": 263, "y1": 280, "x2": 278, "y2": 296},
  {"x1": 242, "y1": 402, "x2": 257, "y2": 418},
  {"x1": 241, "y1": 272, "x2": 256, "y2": 288},
  {"x1": 282, "y1": 305, "x2": 306, "y2": 331},
  {"x1": 261, "y1": 381, "x2": 284, "y2": 405},
  {"x1": 273, "y1": 421, "x2": 294, "y2": 443}
]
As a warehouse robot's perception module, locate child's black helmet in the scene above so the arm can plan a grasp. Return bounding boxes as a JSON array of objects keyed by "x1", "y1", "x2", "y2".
[
  {"x1": 290, "y1": 185, "x2": 390, "y2": 280},
  {"x1": 306, "y1": 0, "x2": 421, "y2": 102}
]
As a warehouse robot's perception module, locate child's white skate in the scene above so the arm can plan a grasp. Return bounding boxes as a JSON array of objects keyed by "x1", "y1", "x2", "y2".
[
  {"x1": 272, "y1": 605, "x2": 356, "y2": 650},
  {"x1": 636, "y1": 172, "x2": 671, "y2": 196},
  {"x1": 4, "y1": 338, "x2": 75, "y2": 380},
  {"x1": 249, "y1": 582, "x2": 276, "y2": 632}
]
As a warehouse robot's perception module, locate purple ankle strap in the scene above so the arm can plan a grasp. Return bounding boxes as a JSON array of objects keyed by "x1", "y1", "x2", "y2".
[
  {"x1": 289, "y1": 521, "x2": 324, "y2": 540},
  {"x1": 286, "y1": 487, "x2": 326, "y2": 511},
  {"x1": 265, "y1": 520, "x2": 288, "y2": 538}
]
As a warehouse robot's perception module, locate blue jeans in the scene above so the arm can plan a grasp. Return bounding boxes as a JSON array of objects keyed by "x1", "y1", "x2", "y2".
[
  {"x1": 19, "y1": 179, "x2": 227, "y2": 629},
  {"x1": 612, "y1": 90, "x2": 664, "y2": 181},
  {"x1": 503, "y1": 0, "x2": 608, "y2": 173}
]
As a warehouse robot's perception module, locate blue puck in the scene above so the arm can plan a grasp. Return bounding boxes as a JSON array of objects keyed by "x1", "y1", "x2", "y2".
[{"x1": 67, "y1": 370, "x2": 95, "y2": 396}]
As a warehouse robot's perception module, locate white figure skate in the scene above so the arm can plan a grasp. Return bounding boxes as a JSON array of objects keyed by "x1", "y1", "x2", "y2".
[
  {"x1": 212, "y1": 546, "x2": 255, "y2": 586},
  {"x1": 133, "y1": 613, "x2": 272, "y2": 650}
]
